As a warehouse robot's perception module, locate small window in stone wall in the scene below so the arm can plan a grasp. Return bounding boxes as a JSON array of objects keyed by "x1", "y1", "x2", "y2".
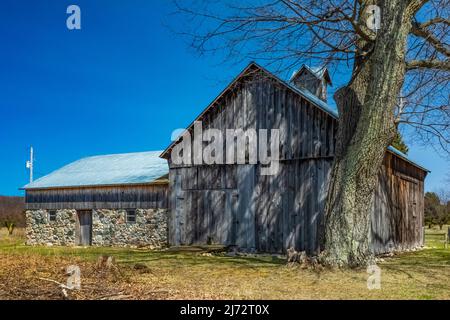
[
  {"x1": 48, "y1": 210, "x2": 57, "y2": 222},
  {"x1": 126, "y1": 209, "x2": 136, "y2": 224}
]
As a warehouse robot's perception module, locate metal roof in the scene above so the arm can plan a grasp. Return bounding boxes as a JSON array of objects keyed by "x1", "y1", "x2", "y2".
[{"x1": 22, "y1": 151, "x2": 169, "y2": 190}]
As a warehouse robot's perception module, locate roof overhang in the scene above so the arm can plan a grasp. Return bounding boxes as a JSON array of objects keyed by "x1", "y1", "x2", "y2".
[
  {"x1": 21, "y1": 180, "x2": 169, "y2": 192},
  {"x1": 21, "y1": 174, "x2": 169, "y2": 191}
]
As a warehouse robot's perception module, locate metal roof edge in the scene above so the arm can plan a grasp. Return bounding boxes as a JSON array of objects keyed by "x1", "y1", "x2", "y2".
[
  {"x1": 21, "y1": 179, "x2": 169, "y2": 191},
  {"x1": 21, "y1": 150, "x2": 168, "y2": 190},
  {"x1": 386, "y1": 146, "x2": 430, "y2": 173}
]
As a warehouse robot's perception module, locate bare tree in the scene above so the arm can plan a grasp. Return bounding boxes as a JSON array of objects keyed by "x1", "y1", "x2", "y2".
[
  {"x1": 173, "y1": 0, "x2": 449, "y2": 267},
  {"x1": 0, "y1": 196, "x2": 25, "y2": 235}
]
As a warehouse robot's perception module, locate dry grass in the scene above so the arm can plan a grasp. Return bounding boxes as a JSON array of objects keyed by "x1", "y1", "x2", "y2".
[
  {"x1": 0, "y1": 227, "x2": 24, "y2": 241},
  {"x1": 0, "y1": 226, "x2": 449, "y2": 300}
]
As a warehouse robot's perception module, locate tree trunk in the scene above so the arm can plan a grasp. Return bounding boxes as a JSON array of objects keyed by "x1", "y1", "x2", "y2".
[{"x1": 321, "y1": 1, "x2": 417, "y2": 267}]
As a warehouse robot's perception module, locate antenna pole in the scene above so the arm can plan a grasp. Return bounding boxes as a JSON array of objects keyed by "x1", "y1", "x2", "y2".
[
  {"x1": 30, "y1": 146, "x2": 33, "y2": 182},
  {"x1": 26, "y1": 146, "x2": 34, "y2": 183}
]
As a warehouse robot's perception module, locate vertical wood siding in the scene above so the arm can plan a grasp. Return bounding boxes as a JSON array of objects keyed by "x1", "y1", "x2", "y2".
[
  {"x1": 25, "y1": 184, "x2": 168, "y2": 210},
  {"x1": 167, "y1": 73, "x2": 426, "y2": 254},
  {"x1": 371, "y1": 153, "x2": 425, "y2": 254}
]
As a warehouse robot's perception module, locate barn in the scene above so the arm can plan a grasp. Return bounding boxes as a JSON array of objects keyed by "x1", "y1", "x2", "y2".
[
  {"x1": 161, "y1": 62, "x2": 429, "y2": 255},
  {"x1": 22, "y1": 151, "x2": 169, "y2": 247}
]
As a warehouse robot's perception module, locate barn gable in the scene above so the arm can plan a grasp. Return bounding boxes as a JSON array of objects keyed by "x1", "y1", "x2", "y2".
[{"x1": 161, "y1": 62, "x2": 427, "y2": 174}]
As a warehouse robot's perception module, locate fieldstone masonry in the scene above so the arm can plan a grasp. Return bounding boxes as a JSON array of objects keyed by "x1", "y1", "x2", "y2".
[
  {"x1": 92, "y1": 209, "x2": 168, "y2": 247},
  {"x1": 26, "y1": 209, "x2": 77, "y2": 246},
  {"x1": 26, "y1": 208, "x2": 168, "y2": 248}
]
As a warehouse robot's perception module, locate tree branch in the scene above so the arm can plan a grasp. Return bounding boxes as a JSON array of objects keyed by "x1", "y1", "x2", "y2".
[
  {"x1": 420, "y1": 17, "x2": 450, "y2": 28},
  {"x1": 408, "y1": 0, "x2": 431, "y2": 14},
  {"x1": 410, "y1": 21, "x2": 450, "y2": 57},
  {"x1": 406, "y1": 59, "x2": 450, "y2": 70}
]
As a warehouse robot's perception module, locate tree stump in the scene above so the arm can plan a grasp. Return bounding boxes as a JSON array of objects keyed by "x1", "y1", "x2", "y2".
[
  {"x1": 96, "y1": 255, "x2": 116, "y2": 270},
  {"x1": 287, "y1": 247, "x2": 307, "y2": 264}
]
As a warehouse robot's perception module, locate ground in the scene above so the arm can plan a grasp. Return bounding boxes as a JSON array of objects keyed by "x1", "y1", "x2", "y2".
[{"x1": 0, "y1": 227, "x2": 449, "y2": 300}]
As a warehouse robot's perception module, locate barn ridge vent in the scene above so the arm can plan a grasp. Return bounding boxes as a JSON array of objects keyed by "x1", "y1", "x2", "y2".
[{"x1": 290, "y1": 64, "x2": 332, "y2": 102}]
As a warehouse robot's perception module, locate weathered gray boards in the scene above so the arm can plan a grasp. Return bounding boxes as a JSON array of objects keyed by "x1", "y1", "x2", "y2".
[
  {"x1": 161, "y1": 62, "x2": 428, "y2": 255},
  {"x1": 78, "y1": 210, "x2": 92, "y2": 246},
  {"x1": 25, "y1": 184, "x2": 168, "y2": 210}
]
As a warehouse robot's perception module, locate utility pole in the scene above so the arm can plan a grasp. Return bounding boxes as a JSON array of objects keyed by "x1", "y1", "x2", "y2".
[{"x1": 26, "y1": 146, "x2": 34, "y2": 183}]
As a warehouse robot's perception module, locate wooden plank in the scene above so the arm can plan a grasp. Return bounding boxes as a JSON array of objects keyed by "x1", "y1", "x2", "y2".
[{"x1": 236, "y1": 165, "x2": 256, "y2": 250}]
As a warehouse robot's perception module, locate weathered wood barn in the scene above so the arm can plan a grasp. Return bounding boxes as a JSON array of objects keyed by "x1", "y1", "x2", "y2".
[
  {"x1": 161, "y1": 62, "x2": 429, "y2": 255},
  {"x1": 22, "y1": 151, "x2": 169, "y2": 247}
]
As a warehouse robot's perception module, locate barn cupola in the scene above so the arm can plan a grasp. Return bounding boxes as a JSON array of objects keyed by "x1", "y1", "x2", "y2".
[{"x1": 290, "y1": 65, "x2": 332, "y2": 102}]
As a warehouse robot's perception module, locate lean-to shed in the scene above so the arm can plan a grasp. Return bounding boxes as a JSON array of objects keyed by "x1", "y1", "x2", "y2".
[{"x1": 23, "y1": 151, "x2": 169, "y2": 247}]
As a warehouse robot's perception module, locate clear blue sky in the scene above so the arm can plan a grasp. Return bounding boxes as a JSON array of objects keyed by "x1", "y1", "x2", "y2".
[{"x1": 0, "y1": 0, "x2": 448, "y2": 196}]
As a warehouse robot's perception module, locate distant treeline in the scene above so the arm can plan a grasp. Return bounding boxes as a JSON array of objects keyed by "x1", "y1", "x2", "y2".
[{"x1": 0, "y1": 196, "x2": 25, "y2": 227}]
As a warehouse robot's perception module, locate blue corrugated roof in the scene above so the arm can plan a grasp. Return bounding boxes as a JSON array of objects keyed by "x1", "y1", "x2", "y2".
[{"x1": 22, "y1": 151, "x2": 168, "y2": 189}]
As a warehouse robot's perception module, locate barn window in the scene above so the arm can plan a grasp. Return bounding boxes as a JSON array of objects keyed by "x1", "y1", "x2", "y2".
[
  {"x1": 126, "y1": 210, "x2": 136, "y2": 224},
  {"x1": 48, "y1": 210, "x2": 57, "y2": 222}
]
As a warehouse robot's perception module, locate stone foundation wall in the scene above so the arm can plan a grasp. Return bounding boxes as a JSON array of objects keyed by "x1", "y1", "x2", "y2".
[
  {"x1": 26, "y1": 209, "x2": 168, "y2": 248},
  {"x1": 92, "y1": 209, "x2": 168, "y2": 248},
  {"x1": 26, "y1": 209, "x2": 77, "y2": 246}
]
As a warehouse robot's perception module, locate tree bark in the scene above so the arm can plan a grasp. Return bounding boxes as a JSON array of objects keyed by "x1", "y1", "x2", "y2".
[{"x1": 321, "y1": 0, "x2": 417, "y2": 267}]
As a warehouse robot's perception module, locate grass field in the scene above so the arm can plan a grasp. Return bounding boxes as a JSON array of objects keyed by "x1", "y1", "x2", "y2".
[{"x1": 0, "y1": 226, "x2": 449, "y2": 300}]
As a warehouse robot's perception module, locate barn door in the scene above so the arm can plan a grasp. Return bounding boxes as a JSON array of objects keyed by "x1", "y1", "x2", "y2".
[
  {"x1": 77, "y1": 210, "x2": 92, "y2": 246},
  {"x1": 396, "y1": 176, "x2": 420, "y2": 249}
]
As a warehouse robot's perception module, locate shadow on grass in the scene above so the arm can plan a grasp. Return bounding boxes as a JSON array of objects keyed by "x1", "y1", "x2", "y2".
[
  {"x1": 379, "y1": 246, "x2": 450, "y2": 291},
  {"x1": 0, "y1": 242, "x2": 286, "y2": 268}
]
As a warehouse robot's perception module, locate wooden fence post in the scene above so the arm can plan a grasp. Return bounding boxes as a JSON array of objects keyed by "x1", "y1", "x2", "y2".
[
  {"x1": 445, "y1": 233, "x2": 448, "y2": 249},
  {"x1": 447, "y1": 227, "x2": 450, "y2": 247},
  {"x1": 443, "y1": 227, "x2": 450, "y2": 249}
]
